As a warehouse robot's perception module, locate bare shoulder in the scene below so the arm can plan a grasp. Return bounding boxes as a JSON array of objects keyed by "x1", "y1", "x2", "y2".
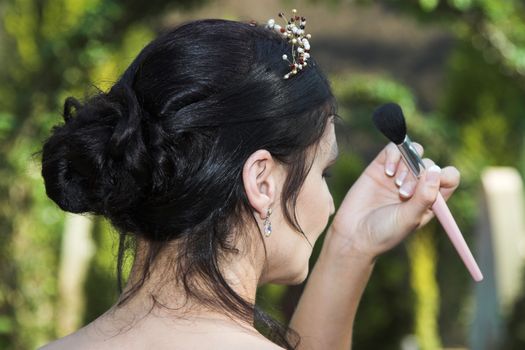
[
  {"x1": 37, "y1": 328, "x2": 285, "y2": 350},
  {"x1": 36, "y1": 314, "x2": 286, "y2": 350},
  {"x1": 37, "y1": 325, "x2": 100, "y2": 350},
  {"x1": 223, "y1": 332, "x2": 286, "y2": 350},
  {"x1": 37, "y1": 333, "x2": 82, "y2": 350}
]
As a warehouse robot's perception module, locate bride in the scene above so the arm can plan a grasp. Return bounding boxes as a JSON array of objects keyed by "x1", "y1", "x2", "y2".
[{"x1": 39, "y1": 15, "x2": 459, "y2": 350}]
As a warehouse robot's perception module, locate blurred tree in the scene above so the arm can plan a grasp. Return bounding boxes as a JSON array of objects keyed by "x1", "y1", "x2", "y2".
[
  {"x1": 0, "y1": 0, "x2": 206, "y2": 349},
  {"x1": 1, "y1": 0, "x2": 525, "y2": 349},
  {"x1": 502, "y1": 264, "x2": 525, "y2": 350},
  {"x1": 327, "y1": 0, "x2": 525, "y2": 347},
  {"x1": 327, "y1": 72, "x2": 446, "y2": 350},
  {"x1": 408, "y1": 226, "x2": 442, "y2": 350}
]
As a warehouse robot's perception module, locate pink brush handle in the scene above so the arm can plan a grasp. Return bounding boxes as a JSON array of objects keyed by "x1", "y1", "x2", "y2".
[{"x1": 432, "y1": 193, "x2": 483, "y2": 282}]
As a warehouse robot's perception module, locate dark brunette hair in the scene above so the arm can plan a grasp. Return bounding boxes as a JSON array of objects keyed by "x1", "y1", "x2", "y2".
[{"x1": 41, "y1": 19, "x2": 337, "y2": 349}]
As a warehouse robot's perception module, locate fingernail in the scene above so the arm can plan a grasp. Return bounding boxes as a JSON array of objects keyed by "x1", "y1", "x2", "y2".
[
  {"x1": 399, "y1": 181, "x2": 415, "y2": 197},
  {"x1": 426, "y1": 165, "x2": 441, "y2": 183},
  {"x1": 395, "y1": 171, "x2": 408, "y2": 187},
  {"x1": 385, "y1": 162, "x2": 395, "y2": 176}
]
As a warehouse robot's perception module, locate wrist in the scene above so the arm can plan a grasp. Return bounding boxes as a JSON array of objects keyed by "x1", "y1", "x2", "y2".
[{"x1": 320, "y1": 226, "x2": 377, "y2": 270}]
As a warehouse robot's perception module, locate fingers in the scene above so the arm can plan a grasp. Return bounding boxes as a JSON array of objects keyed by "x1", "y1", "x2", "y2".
[
  {"x1": 438, "y1": 166, "x2": 461, "y2": 190},
  {"x1": 399, "y1": 158, "x2": 435, "y2": 198},
  {"x1": 384, "y1": 141, "x2": 424, "y2": 179},
  {"x1": 395, "y1": 159, "x2": 461, "y2": 232},
  {"x1": 411, "y1": 164, "x2": 443, "y2": 212},
  {"x1": 380, "y1": 140, "x2": 462, "y2": 235},
  {"x1": 395, "y1": 169, "x2": 409, "y2": 187},
  {"x1": 396, "y1": 164, "x2": 443, "y2": 232},
  {"x1": 394, "y1": 143, "x2": 423, "y2": 185},
  {"x1": 438, "y1": 165, "x2": 461, "y2": 201},
  {"x1": 412, "y1": 142, "x2": 424, "y2": 158},
  {"x1": 397, "y1": 159, "x2": 461, "y2": 200},
  {"x1": 384, "y1": 143, "x2": 402, "y2": 177},
  {"x1": 382, "y1": 140, "x2": 461, "y2": 202}
]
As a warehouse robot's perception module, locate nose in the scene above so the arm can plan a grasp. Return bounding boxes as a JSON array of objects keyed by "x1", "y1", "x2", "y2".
[{"x1": 329, "y1": 194, "x2": 335, "y2": 216}]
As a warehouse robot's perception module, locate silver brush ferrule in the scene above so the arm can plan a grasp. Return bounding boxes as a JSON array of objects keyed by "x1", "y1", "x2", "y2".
[{"x1": 397, "y1": 135, "x2": 426, "y2": 178}]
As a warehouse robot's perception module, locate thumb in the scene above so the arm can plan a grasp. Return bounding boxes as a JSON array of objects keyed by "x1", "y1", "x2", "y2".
[{"x1": 397, "y1": 165, "x2": 442, "y2": 232}]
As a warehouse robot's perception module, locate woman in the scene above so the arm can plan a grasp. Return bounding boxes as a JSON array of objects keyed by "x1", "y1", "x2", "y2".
[{"x1": 39, "y1": 17, "x2": 460, "y2": 349}]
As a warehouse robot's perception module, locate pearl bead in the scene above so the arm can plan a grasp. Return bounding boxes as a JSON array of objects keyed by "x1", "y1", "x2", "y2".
[{"x1": 266, "y1": 9, "x2": 313, "y2": 79}]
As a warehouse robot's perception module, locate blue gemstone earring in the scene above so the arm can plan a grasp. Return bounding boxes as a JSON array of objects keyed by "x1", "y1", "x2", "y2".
[{"x1": 264, "y1": 207, "x2": 272, "y2": 237}]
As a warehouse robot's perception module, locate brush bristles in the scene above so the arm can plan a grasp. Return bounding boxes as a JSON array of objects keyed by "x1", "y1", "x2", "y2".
[{"x1": 372, "y1": 102, "x2": 407, "y2": 144}]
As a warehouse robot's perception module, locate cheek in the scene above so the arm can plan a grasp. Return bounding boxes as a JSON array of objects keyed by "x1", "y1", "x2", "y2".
[
  {"x1": 262, "y1": 173, "x2": 333, "y2": 284},
  {"x1": 296, "y1": 175, "x2": 333, "y2": 239}
]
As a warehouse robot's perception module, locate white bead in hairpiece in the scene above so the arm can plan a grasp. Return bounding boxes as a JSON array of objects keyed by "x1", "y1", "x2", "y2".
[{"x1": 264, "y1": 9, "x2": 312, "y2": 79}]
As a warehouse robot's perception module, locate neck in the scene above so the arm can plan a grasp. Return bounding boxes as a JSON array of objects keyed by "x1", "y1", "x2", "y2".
[{"x1": 113, "y1": 236, "x2": 264, "y2": 327}]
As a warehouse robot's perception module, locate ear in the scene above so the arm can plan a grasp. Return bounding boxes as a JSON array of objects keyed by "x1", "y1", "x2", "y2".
[{"x1": 242, "y1": 149, "x2": 280, "y2": 220}]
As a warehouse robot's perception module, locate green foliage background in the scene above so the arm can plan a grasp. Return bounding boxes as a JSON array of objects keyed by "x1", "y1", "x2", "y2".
[{"x1": 1, "y1": 0, "x2": 524, "y2": 349}]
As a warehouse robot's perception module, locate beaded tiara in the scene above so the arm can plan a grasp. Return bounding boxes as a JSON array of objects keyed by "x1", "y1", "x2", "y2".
[{"x1": 265, "y1": 9, "x2": 312, "y2": 79}]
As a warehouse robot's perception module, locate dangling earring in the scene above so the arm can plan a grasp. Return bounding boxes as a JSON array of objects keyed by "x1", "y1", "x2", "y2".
[{"x1": 263, "y1": 207, "x2": 272, "y2": 237}]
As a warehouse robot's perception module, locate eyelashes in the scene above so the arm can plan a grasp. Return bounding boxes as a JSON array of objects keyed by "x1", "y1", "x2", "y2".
[{"x1": 322, "y1": 167, "x2": 333, "y2": 179}]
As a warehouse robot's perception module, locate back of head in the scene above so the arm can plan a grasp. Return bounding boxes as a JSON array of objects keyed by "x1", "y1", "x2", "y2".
[
  {"x1": 42, "y1": 18, "x2": 335, "y2": 241},
  {"x1": 41, "y1": 18, "x2": 336, "y2": 349}
]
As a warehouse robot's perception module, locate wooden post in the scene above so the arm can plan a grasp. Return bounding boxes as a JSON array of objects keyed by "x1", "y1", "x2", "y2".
[
  {"x1": 470, "y1": 167, "x2": 525, "y2": 350},
  {"x1": 481, "y1": 167, "x2": 525, "y2": 312}
]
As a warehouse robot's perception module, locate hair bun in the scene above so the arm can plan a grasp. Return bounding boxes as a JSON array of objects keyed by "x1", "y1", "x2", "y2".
[
  {"x1": 41, "y1": 98, "x2": 104, "y2": 213},
  {"x1": 41, "y1": 85, "x2": 154, "y2": 216}
]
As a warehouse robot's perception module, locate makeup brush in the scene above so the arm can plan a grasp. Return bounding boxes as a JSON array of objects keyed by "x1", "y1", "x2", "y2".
[{"x1": 372, "y1": 102, "x2": 483, "y2": 282}]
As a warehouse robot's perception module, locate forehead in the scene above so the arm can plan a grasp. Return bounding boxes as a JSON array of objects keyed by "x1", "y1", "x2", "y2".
[
  {"x1": 321, "y1": 118, "x2": 337, "y2": 151},
  {"x1": 319, "y1": 119, "x2": 337, "y2": 156}
]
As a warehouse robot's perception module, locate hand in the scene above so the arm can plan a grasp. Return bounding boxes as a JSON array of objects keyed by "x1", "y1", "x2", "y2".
[{"x1": 325, "y1": 142, "x2": 461, "y2": 261}]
